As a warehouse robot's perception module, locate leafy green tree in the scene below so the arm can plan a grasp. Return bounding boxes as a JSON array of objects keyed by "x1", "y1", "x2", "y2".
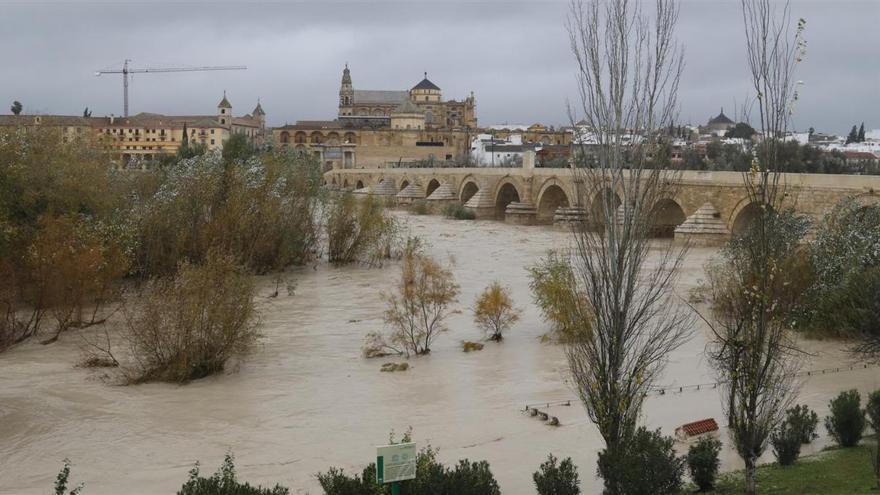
[
  {"x1": 725, "y1": 122, "x2": 757, "y2": 139},
  {"x1": 686, "y1": 436, "x2": 722, "y2": 492},
  {"x1": 533, "y1": 453, "x2": 580, "y2": 495},
  {"x1": 10, "y1": 100, "x2": 22, "y2": 115},
  {"x1": 596, "y1": 427, "x2": 685, "y2": 495}
]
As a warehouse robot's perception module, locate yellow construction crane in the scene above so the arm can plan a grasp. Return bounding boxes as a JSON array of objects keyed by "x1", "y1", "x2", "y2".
[{"x1": 95, "y1": 59, "x2": 247, "y2": 116}]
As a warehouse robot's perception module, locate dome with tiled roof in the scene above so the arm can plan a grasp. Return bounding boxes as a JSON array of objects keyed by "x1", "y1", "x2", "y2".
[
  {"x1": 412, "y1": 73, "x2": 440, "y2": 91},
  {"x1": 708, "y1": 108, "x2": 734, "y2": 125}
]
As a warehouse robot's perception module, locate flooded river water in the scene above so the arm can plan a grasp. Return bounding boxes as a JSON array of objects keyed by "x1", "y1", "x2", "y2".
[{"x1": 1, "y1": 213, "x2": 878, "y2": 494}]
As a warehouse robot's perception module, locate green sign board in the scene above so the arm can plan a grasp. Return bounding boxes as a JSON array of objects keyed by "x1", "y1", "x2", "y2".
[{"x1": 376, "y1": 442, "x2": 416, "y2": 484}]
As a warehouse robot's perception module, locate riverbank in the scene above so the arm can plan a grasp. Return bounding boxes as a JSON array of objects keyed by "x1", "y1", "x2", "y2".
[{"x1": 696, "y1": 445, "x2": 877, "y2": 494}]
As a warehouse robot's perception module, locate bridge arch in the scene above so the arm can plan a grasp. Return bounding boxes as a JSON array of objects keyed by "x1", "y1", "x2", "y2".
[
  {"x1": 494, "y1": 177, "x2": 523, "y2": 218},
  {"x1": 356, "y1": 179, "x2": 365, "y2": 190},
  {"x1": 590, "y1": 187, "x2": 622, "y2": 232},
  {"x1": 730, "y1": 201, "x2": 764, "y2": 235},
  {"x1": 459, "y1": 175, "x2": 480, "y2": 202},
  {"x1": 536, "y1": 179, "x2": 571, "y2": 223},
  {"x1": 400, "y1": 179, "x2": 410, "y2": 191},
  {"x1": 426, "y1": 178, "x2": 441, "y2": 197},
  {"x1": 343, "y1": 178, "x2": 349, "y2": 189},
  {"x1": 650, "y1": 197, "x2": 687, "y2": 238}
]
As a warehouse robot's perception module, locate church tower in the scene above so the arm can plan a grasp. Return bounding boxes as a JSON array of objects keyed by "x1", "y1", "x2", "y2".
[
  {"x1": 338, "y1": 64, "x2": 354, "y2": 116},
  {"x1": 217, "y1": 91, "x2": 232, "y2": 127}
]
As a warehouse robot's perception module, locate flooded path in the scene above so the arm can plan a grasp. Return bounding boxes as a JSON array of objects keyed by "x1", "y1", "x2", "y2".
[{"x1": 1, "y1": 213, "x2": 878, "y2": 494}]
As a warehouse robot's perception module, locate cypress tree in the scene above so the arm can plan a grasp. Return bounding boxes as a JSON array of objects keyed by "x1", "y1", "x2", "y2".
[
  {"x1": 858, "y1": 122, "x2": 866, "y2": 143},
  {"x1": 847, "y1": 125, "x2": 858, "y2": 144}
]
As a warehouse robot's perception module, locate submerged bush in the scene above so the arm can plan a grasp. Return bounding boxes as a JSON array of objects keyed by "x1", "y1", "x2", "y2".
[
  {"x1": 527, "y1": 251, "x2": 590, "y2": 343},
  {"x1": 686, "y1": 436, "x2": 721, "y2": 492},
  {"x1": 533, "y1": 453, "x2": 580, "y2": 495},
  {"x1": 472, "y1": 281, "x2": 521, "y2": 342},
  {"x1": 178, "y1": 452, "x2": 288, "y2": 495},
  {"x1": 409, "y1": 200, "x2": 430, "y2": 215},
  {"x1": 124, "y1": 253, "x2": 259, "y2": 383},
  {"x1": 443, "y1": 203, "x2": 475, "y2": 220},
  {"x1": 597, "y1": 427, "x2": 684, "y2": 495},
  {"x1": 326, "y1": 193, "x2": 399, "y2": 265},
  {"x1": 825, "y1": 389, "x2": 866, "y2": 448},
  {"x1": 135, "y1": 149, "x2": 322, "y2": 276}
]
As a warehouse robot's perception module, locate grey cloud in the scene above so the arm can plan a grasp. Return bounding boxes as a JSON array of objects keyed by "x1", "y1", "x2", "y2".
[{"x1": 0, "y1": 0, "x2": 877, "y2": 134}]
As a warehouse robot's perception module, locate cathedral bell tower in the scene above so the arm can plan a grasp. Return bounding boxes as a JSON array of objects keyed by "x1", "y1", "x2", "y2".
[{"x1": 338, "y1": 63, "x2": 354, "y2": 117}]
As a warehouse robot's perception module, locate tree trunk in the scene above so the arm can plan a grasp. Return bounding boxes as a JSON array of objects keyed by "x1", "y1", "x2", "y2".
[{"x1": 745, "y1": 457, "x2": 757, "y2": 495}]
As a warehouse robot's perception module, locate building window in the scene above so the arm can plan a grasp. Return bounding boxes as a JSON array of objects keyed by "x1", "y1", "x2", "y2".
[
  {"x1": 211, "y1": 139, "x2": 215, "y2": 145},
  {"x1": 220, "y1": 118, "x2": 226, "y2": 124},
  {"x1": 210, "y1": 129, "x2": 214, "y2": 134}
]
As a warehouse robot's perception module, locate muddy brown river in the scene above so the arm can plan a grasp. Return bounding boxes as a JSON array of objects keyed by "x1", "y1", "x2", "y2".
[{"x1": 1, "y1": 213, "x2": 878, "y2": 494}]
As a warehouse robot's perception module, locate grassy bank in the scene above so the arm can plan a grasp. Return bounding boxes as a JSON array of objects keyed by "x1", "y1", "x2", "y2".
[{"x1": 692, "y1": 446, "x2": 877, "y2": 494}]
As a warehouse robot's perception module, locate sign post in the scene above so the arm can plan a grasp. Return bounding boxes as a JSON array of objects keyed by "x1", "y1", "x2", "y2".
[{"x1": 376, "y1": 442, "x2": 416, "y2": 494}]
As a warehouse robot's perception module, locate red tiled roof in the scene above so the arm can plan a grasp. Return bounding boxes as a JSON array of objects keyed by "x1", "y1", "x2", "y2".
[{"x1": 677, "y1": 418, "x2": 719, "y2": 437}]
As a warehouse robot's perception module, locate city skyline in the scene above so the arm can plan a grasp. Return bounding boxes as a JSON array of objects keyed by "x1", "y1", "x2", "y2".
[{"x1": 2, "y1": 1, "x2": 878, "y2": 134}]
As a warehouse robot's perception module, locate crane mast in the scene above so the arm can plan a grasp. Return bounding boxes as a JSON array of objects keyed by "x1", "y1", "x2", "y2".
[{"x1": 95, "y1": 60, "x2": 247, "y2": 116}]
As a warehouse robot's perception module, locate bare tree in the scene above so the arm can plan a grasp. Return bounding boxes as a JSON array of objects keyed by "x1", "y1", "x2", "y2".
[
  {"x1": 701, "y1": 2, "x2": 808, "y2": 493},
  {"x1": 565, "y1": 1, "x2": 692, "y2": 490}
]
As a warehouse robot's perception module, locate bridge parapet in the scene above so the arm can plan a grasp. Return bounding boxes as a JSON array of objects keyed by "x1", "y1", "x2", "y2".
[{"x1": 326, "y1": 166, "x2": 880, "y2": 244}]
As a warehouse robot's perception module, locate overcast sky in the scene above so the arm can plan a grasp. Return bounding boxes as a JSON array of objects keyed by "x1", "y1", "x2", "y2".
[{"x1": 2, "y1": 0, "x2": 877, "y2": 134}]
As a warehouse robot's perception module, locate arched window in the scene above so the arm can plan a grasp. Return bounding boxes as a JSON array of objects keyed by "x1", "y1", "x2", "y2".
[
  {"x1": 280, "y1": 131, "x2": 290, "y2": 144},
  {"x1": 425, "y1": 111, "x2": 434, "y2": 124}
]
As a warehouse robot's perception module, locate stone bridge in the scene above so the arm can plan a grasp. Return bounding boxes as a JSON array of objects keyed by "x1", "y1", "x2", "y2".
[{"x1": 325, "y1": 161, "x2": 880, "y2": 244}]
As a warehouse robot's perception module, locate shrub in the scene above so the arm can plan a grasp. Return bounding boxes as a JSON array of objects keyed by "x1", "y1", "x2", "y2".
[
  {"x1": 461, "y1": 341, "x2": 484, "y2": 352},
  {"x1": 379, "y1": 249, "x2": 459, "y2": 356},
  {"x1": 597, "y1": 427, "x2": 684, "y2": 495},
  {"x1": 472, "y1": 282, "x2": 521, "y2": 341},
  {"x1": 53, "y1": 458, "x2": 83, "y2": 495},
  {"x1": 177, "y1": 452, "x2": 288, "y2": 495},
  {"x1": 825, "y1": 389, "x2": 867, "y2": 448},
  {"x1": 315, "y1": 467, "x2": 374, "y2": 495},
  {"x1": 124, "y1": 253, "x2": 259, "y2": 383},
  {"x1": 380, "y1": 362, "x2": 409, "y2": 372},
  {"x1": 771, "y1": 419, "x2": 803, "y2": 466},
  {"x1": 786, "y1": 404, "x2": 819, "y2": 444},
  {"x1": 686, "y1": 436, "x2": 721, "y2": 492},
  {"x1": 533, "y1": 453, "x2": 580, "y2": 495},
  {"x1": 410, "y1": 200, "x2": 430, "y2": 215},
  {"x1": 318, "y1": 442, "x2": 499, "y2": 495},
  {"x1": 327, "y1": 193, "x2": 398, "y2": 265},
  {"x1": 443, "y1": 203, "x2": 475, "y2": 220}
]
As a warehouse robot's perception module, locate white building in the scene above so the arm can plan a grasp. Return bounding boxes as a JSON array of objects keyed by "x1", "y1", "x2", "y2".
[{"x1": 470, "y1": 133, "x2": 532, "y2": 167}]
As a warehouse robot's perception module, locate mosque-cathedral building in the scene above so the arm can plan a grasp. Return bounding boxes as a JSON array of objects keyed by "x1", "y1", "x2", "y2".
[{"x1": 274, "y1": 65, "x2": 486, "y2": 170}]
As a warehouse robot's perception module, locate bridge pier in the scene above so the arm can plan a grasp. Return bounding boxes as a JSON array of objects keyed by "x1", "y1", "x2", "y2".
[{"x1": 504, "y1": 202, "x2": 538, "y2": 225}]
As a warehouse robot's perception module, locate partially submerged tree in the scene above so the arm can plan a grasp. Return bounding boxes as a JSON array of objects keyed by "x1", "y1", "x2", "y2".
[
  {"x1": 376, "y1": 247, "x2": 459, "y2": 357},
  {"x1": 527, "y1": 250, "x2": 590, "y2": 343},
  {"x1": 703, "y1": 2, "x2": 808, "y2": 493},
  {"x1": 472, "y1": 281, "x2": 521, "y2": 341},
  {"x1": 565, "y1": 1, "x2": 692, "y2": 491}
]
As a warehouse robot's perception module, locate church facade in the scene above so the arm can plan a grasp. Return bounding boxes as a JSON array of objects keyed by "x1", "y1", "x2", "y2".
[
  {"x1": 337, "y1": 65, "x2": 477, "y2": 130},
  {"x1": 273, "y1": 65, "x2": 477, "y2": 170}
]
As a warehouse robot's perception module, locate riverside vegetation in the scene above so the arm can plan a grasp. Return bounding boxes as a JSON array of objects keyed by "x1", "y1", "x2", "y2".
[{"x1": 0, "y1": 129, "x2": 400, "y2": 384}]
